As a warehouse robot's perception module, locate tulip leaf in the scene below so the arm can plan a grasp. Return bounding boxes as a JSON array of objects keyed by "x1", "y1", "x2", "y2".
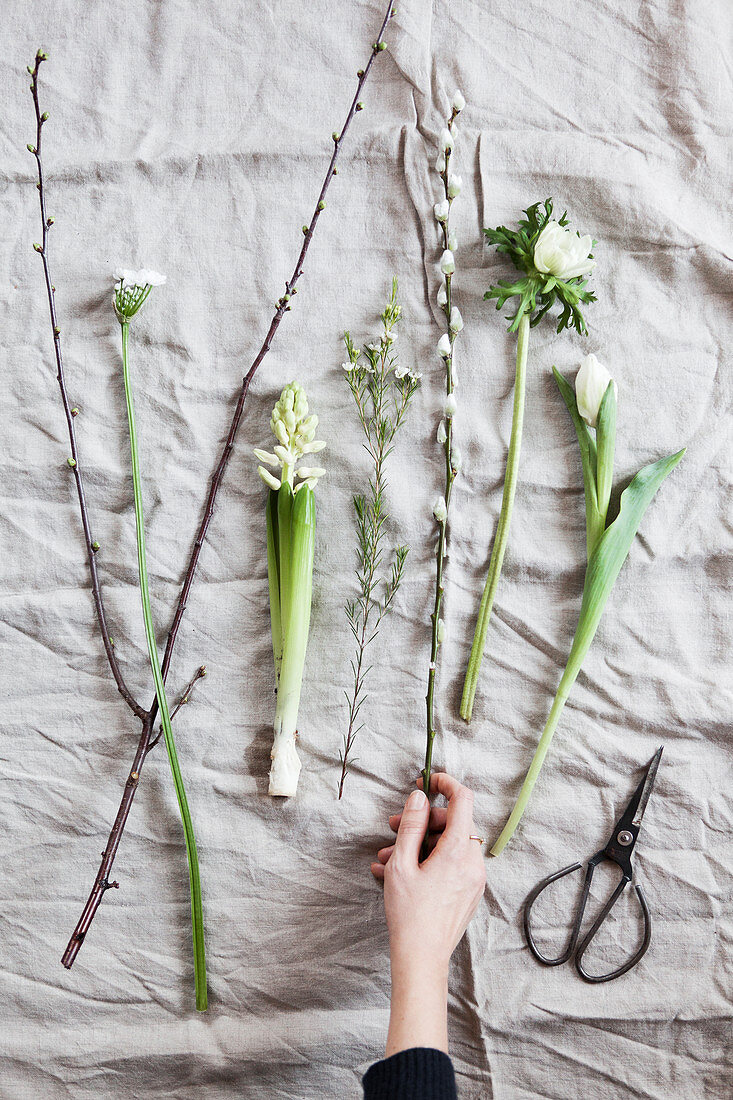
[
  {"x1": 595, "y1": 382, "x2": 617, "y2": 527},
  {"x1": 553, "y1": 366, "x2": 601, "y2": 556}
]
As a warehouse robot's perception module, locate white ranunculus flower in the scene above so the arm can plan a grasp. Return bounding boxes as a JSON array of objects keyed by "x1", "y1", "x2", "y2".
[
  {"x1": 533, "y1": 221, "x2": 595, "y2": 281},
  {"x1": 575, "y1": 354, "x2": 617, "y2": 428},
  {"x1": 440, "y1": 249, "x2": 455, "y2": 275},
  {"x1": 437, "y1": 333, "x2": 452, "y2": 358}
]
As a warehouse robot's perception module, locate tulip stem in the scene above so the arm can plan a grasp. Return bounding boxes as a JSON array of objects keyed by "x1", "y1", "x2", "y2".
[{"x1": 460, "y1": 311, "x2": 530, "y2": 723}]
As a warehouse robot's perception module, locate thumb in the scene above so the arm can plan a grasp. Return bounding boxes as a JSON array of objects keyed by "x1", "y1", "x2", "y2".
[{"x1": 393, "y1": 788, "x2": 429, "y2": 866}]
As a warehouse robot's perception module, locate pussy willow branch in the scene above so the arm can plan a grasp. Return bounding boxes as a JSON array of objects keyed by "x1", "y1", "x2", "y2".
[
  {"x1": 38, "y1": 0, "x2": 396, "y2": 966},
  {"x1": 27, "y1": 52, "x2": 146, "y2": 722},
  {"x1": 423, "y1": 112, "x2": 460, "y2": 803}
]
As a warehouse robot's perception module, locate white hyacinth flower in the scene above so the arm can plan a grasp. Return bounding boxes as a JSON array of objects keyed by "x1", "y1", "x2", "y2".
[
  {"x1": 447, "y1": 174, "x2": 462, "y2": 199},
  {"x1": 437, "y1": 283, "x2": 448, "y2": 308},
  {"x1": 440, "y1": 127, "x2": 454, "y2": 152},
  {"x1": 443, "y1": 393, "x2": 458, "y2": 417},
  {"x1": 434, "y1": 199, "x2": 450, "y2": 223},
  {"x1": 255, "y1": 382, "x2": 327, "y2": 483},
  {"x1": 258, "y1": 466, "x2": 281, "y2": 491},
  {"x1": 253, "y1": 448, "x2": 279, "y2": 467},
  {"x1": 437, "y1": 334, "x2": 452, "y2": 358},
  {"x1": 452, "y1": 90, "x2": 466, "y2": 113},
  {"x1": 449, "y1": 306, "x2": 463, "y2": 333},
  {"x1": 534, "y1": 221, "x2": 595, "y2": 281},
  {"x1": 440, "y1": 249, "x2": 455, "y2": 275},
  {"x1": 433, "y1": 496, "x2": 448, "y2": 523},
  {"x1": 575, "y1": 354, "x2": 617, "y2": 428}
]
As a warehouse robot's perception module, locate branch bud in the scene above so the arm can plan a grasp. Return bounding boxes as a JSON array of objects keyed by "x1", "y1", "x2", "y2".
[
  {"x1": 41, "y1": 111, "x2": 49, "y2": 121},
  {"x1": 27, "y1": 143, "x2": 36, "y2": 153},
  {"x1": 332, "y1": 131, "x2": 340, "y2": 142},
  {"x1": 46, "y1": 216, "x2": 54, "y2": 226},
  {"x1": 302, "y1": 225, "x2": 308, "y2": 235},
  {"x1": 67, "y1": 457, "x2": 76, "y2": 468},
  {"x1": 92, "y1": 540, "x2": 100, "y2": 551},
  {"x1": 357, "y1": 69, "x2": 364, "y2": 77},
  {"x1": 317, "y1": 201, "x2": 326, "y2": 211},
  {"x1": 36, "y1": 50, "x2": 48, "y2": 61},
  {"x1": 33, "y1": 242, "x2": 42, "y2": 252},
  {"x1": 356, "y1": 101, "x2": 364, "y2": 111},
  {"x1": 71, "y1": 406, "x2": 79, "y2": 416}
]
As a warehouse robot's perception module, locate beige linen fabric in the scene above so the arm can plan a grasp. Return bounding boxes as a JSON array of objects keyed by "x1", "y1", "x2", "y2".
[{"x1": 1, "y1": 0, "x2": 731, "y2": 1096}]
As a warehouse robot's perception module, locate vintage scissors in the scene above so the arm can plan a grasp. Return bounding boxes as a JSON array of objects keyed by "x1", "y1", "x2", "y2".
[{"x1": 523, "y1": 746, "x2": 663, "y2": 983}]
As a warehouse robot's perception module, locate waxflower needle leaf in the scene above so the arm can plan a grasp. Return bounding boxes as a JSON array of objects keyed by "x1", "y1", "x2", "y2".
[
  {"x1": 255, "y1": 383, "x2": 325, "y2": 796},
  {"x1": 460, "y1": 199, "x2": 597, "y2": 723},
  {"x1": 490, "y1": 366, "x2": 684, "y2": 856},
  {"x1": 339, "y1": 279, "x2": 418, "y2": 798},
  {"x1": 116, "y1": 274, "x2": 207, "y2": 1011}
]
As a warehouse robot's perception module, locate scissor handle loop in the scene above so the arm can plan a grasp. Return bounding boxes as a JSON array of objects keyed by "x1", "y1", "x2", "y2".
[
  {"x1": 575, "y1": 883, "x2": 652, "y2": 983},
  {"x1": 523, "y1": 861, "x2": 588, "y2": 966}
]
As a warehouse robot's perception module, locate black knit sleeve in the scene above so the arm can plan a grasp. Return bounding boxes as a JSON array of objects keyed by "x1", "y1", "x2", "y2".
[{"x1": 362, "y1": 1047, "x2": 457, "y2": 1100}]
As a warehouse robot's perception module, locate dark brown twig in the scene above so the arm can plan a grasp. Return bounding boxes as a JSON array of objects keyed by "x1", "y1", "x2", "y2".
[
  {"x1": 146, "y1": 665, "x2": 207, "y2": 753},
  {"x1": 27, "y1": 51, "x2": 146, "y2": 721},
  {"x1": 41, "y1": 1, "x2": 396, "y2": 968}
]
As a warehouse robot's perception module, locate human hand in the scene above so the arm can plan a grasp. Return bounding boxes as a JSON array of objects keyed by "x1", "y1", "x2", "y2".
[{"x1": 370, "y1": 773, "x2": 486, "y2": 1056}]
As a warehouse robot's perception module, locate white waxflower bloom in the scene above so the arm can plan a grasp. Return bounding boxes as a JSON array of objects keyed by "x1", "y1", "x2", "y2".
[
  {"x1": 434, "y1": 199, "x2": 450, "y2": 223},
  {"x1": 433, "y1": 496, "x2": 448, "y2": 523},
  {"x1": 447, "y1": 229, "x2": 458, "y2": 251},
  {"x1": 437, "y1": 334, "x2": 452, "y2": 358},
  {"x1": 439, "y1": 127, "x2": 454, "y2": 152},
  {"x1": 437, "y1": 283, "x2": 448, "y2": 308},
  {"x1": 409, "y1": 369, "x2": 422, "y2": 381},
  {"x1": 437, "y1": 618, "x2": 445, "y2": 644},
  {"x1": 452, "y1": 90, "x2": 466, "y2": 113},
  {"x1": 366, "y1": 342, "x2": 380, "y2": 352},
  {"x1": 449, "y1": 306, "x2": 463, "y2": 333},
  {"x1": 443, "y1": 393, "x2": 458, "y2": 417},
  {"x1": 435, "y1": 151, "x2": 446, "y2": 174},
  {"x1": 382, "y1": 329, "x2": 398, "y2": 344},
  {"x1": 341, "y1": 361, "x2": 356, "y2": 372},
  {"x1": 440, "y1": 249, "x2": 455, "y2": 275},
  {"x1": 447, "y1": 174, "x2": 462, "y2": 199},
  {"x1": 575, "y1": 354, "x2": 617, "y2": 428},
  {"x1": 437, "y1": 420, "x2": 447, "y2": 444},
  {"x1": 394, "y1": 364, "x2": 409, "y2": 379},
  {"x1": 534, "y1": 221, "x2": 595, "y2": 280},
  {"x1": 258, "y1": 466, "x2": 281, "y2": 490}
]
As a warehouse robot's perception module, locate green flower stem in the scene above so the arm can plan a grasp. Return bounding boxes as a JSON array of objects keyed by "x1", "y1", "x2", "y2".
[
  {"x1": 120, "y1": 321, "x2": 207, "y2": 1012},
  {"x1": 460, "y1": 311, "x2": 530, "y2": 722}
]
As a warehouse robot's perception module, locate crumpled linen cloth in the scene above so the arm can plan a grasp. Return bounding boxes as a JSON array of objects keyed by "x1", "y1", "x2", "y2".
[{"x1": 1, "y1": 0, "x2": 731, "y2": 1096}]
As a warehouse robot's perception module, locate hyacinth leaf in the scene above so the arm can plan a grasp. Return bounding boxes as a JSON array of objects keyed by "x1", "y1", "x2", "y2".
[
  {"x1": 266, "y1": 489, "x2": 282, "y2": 682},
  {"x1": 276, "y1": 485, "x2": 316, "y2": 738},
  {"x1": 491, "y1": 442, "x2": 685, "y2": 856}
]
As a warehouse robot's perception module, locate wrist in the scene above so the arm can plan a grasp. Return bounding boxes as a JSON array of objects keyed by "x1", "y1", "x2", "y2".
[{"x1": 386, "y1": 955, "x2": 449, "y2": 1058}]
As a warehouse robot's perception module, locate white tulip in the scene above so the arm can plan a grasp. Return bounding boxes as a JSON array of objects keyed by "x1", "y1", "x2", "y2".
[
  {"x1": 437, "y1": 334, "x2": 452, "y2": 358},
  {"x1": 575, "y1": 354, "x2": 617, "y2": 428},
  {"x1": 534, "y1": 221, "x2": 595, "y2": 281},
  {"x1": 440, "y1": 249, "x2": 455, "y2": 275}
]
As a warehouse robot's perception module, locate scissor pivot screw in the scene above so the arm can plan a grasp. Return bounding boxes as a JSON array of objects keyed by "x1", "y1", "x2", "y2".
[{"x1": 617, "y1": 830, "x2": 634, "y2": 846}]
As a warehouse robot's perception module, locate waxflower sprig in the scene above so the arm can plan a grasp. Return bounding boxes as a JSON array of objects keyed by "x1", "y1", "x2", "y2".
[
  {"x1": 423, "y1": 91, "x2": 466, "y2": 802},
  {"x1": 491, "y1": 355, "x2": 684, "y2": 855},
  {"x1": 460, "y1": 199, "x2": 597, "y2": 722},
  {"x1": 114, "y1": 269, "x2": 208, "y2": 1011},
  {"x1": 339, "y1": 279, "x2": 420, "y2": 798},
  {"x1": 255, "y1": 384, "x2": 325, "y2": 797}
]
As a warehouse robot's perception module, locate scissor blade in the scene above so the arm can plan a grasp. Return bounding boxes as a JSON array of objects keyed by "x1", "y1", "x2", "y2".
[{"x1": 632, "y1": 746, "x2": 664, "y2": 827}]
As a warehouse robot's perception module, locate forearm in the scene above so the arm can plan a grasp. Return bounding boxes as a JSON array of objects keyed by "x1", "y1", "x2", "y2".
[{"x1": 386, "y1": 957, "x2": 449, "y2": 1057}]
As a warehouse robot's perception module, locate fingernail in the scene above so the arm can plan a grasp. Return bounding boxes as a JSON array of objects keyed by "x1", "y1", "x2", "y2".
[{"x1": 408, "y1": 789, "x2": 427, "y2": 808}]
